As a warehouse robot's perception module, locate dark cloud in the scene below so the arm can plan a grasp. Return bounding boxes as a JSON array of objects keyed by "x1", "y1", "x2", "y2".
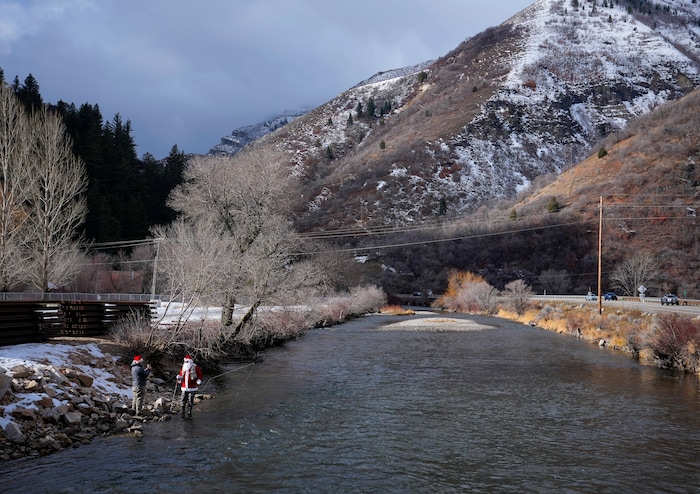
[{"x1": 0, "y1": 0, "x2": 533, "y2": 158}]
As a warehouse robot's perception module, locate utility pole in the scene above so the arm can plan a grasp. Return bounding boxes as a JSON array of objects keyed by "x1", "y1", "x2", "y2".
[
  {"x1": 597, "y1": 196, "x2": 603, "y2": 315},
  {"x1": 151, "y1": 238, "x2": 161, "y2": 301}
]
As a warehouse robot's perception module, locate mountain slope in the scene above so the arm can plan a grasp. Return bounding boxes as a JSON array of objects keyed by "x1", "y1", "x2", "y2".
[
  {"x1": 242, "y1": 0, "x2": 700, "y2": 232},
  {"x1": 357, "y1": 85, "x2": 700, "y2": 297},
  {"x1": 511, "y1": 85, "x2": 700, "y2": 295}
]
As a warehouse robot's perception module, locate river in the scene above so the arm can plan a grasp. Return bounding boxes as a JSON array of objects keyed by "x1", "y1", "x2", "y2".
[{"x1": 3, "y1": 311, "x2": 700, "y2": 493}]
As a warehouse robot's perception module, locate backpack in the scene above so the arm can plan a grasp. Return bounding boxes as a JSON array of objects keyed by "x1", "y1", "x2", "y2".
[{"x1": 182, "y1": 362, "x2": 197, "y2": 381}]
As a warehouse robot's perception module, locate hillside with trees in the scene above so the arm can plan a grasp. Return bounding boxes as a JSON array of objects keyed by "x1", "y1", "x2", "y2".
[{"x1": 330, "y1": 87, "x2": 700, "y2": 300}]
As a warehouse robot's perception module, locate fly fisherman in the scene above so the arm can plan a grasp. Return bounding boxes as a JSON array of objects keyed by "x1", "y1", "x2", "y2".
[
  {"x1": 131, "y1": 355, "x2": 151, "y2": 415},
  {"x1": 177, "y1": 355, "x2": 203, "y2": 416}
]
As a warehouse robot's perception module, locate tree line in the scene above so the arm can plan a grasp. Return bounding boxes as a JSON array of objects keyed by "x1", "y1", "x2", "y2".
[
  {"x1": 0, "y1": 81, "x2": 85, "y2": 292},
  {"x1": 2, "y1": 69, "x2": 185, "y2": 245},
  {"x1": 1, "y1": 67, "x2": 343, "y2": 365}
]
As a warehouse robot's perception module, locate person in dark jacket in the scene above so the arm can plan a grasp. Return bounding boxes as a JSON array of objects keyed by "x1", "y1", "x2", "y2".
[
  {"x1": 177, "y1": 355, "x2": 203, "y2": 416},
  {"x1": 131, "y1": 355, "x2": 151, "y2": 415}
]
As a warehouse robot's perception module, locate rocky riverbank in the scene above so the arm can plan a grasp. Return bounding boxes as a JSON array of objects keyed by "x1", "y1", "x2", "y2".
[{"x1": 0, "y1": 339, "x2": 207, "y2": 461}]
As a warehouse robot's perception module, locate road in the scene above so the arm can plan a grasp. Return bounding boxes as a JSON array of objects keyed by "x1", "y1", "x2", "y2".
[{"x1": 532, "y1": 295, "x2": 700, "y2": 316}]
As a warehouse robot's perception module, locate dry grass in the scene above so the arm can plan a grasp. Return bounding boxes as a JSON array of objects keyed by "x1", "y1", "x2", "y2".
[
  {"x1": 380, "y1": 305, "x2": 416, "y2": 315},
  {"x1": 496, "y1": 301, "x2": 654, "y2": 356}
]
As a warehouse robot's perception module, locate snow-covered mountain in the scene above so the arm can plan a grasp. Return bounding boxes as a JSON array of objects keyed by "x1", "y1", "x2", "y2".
[
  {"x1": 208, "y1": 110, "x2": 307, "y2": 155},
  {"x1": 222, "y1": 0, "x2": 700, "y2": 231}
]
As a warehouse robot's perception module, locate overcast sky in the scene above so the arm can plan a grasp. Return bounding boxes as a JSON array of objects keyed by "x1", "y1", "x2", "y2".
[{"x1": 0, "y1": 0, "x2": 533, "y2": 159}]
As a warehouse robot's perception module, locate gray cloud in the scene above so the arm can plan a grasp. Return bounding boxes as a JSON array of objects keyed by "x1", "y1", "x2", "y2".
[{"x1": 1, "y1": 0, "x2": 533, "y2": 158}]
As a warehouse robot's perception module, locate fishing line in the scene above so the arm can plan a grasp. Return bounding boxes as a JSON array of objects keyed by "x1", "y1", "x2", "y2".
[{"x1": 199, "y1": 362, "x2": 255, "y2": 391}]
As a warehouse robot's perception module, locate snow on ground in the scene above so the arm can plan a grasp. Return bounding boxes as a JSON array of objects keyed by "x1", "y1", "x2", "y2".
[{"x1": 0, "y1": 342, "x2": 127, "y2": 430}]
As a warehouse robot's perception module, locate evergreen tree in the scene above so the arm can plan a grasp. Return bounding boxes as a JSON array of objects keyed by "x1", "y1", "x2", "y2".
[
  {"x1": 366, "y1": 98, "x2": 376, "y2": 119},
  {"x1": 380, "y1": 100, "x2": 392, "y2": 116},
  {"x1": 159, "y1": 145, "x2": 187, "y2": 224},
  {"x1": 16, "y1": 74, "x2": 43, "y2": 113},
  {"x1": 439, "y1": 197, "x2": 447, "y2": 216},
  {"x1": 547, "y1": 196, "x2": 561, "y2": 213}
]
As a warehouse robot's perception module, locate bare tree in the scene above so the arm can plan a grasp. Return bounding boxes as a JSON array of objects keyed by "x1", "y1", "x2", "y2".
[
  {"x1": 609, "y1": 252, "x2": 659, "y2": 297},
  {"x1": 156, "y1": 146, "x2": 327, "y2": 350},
  {"x1": 503, "y1": 279, "x2": 533, "y2": 315},
  {"x1": 0, "y1": 85, "x2": 34, "y2": 290},
  {"x1": 538, "y1": 268, "x2": 571, "y2": 295},
  {"x1": 23, "y1": 108, "x2": 87, "y2": 293}
]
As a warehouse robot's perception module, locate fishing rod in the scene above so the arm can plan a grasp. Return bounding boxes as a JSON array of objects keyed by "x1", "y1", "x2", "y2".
[
  {"x1": 199, "y1": 362, "x2": 255, "y2": 391},
  {"x1": 166, "y1": 361, "x2": 255, "y2": 412}
]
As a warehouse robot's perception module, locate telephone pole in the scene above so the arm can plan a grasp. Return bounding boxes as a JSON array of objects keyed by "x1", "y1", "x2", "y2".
[{"x1": 597, "y1": 196, "x2": 603, "y2": 315}]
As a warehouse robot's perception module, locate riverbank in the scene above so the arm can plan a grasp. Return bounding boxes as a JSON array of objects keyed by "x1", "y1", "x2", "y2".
[
  {"x1": 493, "y1": 300, "x2": 693, "y2": 371},
  {"x1": 0, "y1": 338, "x2": 208, "y2": 461}
]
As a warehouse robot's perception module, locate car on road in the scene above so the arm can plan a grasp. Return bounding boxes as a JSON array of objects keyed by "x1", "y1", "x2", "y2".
[
  {"x1": 604, "y1": 292, "x2": 618, "y2": 300},
  {"x1": 660, "y1": 294, "x2": 679, "y2": 305},
  {"x1": 585, "y1": 292, "x2": 597, "y2": 301}
]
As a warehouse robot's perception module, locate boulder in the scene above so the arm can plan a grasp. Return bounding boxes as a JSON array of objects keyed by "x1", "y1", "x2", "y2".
[
  {"x1": 114, "y1": 417, "x2": 129, "y2": 430},
  {"x1": 9, "y1": 365, "x2": 32, "y2": 379},
  {"x1": 152, "y1": 397, "x2": 167, "y2": 413},
  {"x1": 113, "y1": 401, "x2": 130, "y2": 414},
  {"x1": 4, "y1": 422, "x2": 26, "y2": 444},
  {"x1": 43, "y1": 385, "x2": 58, "y2": 398},
  {"x1": 76, "y1": 373, "x2": 94, "y2": 388},
  {"x1": 0, "y1": 368, "x2": 12, "y2": 398},
  {"x1": 36, "y1": 435, "x2": 61, "y2": 452},
  {"x1": 11, "y1": 408, "x2": 36, "y2": 420},
  {"x1": 37, "y1": 396, "x2": 54, "y2": 408},
  {"x1": 24, "y1": 379, "x2": 41, "y2": 391},
  {"x1": 41, "y1": 407, "x2": 61, "y2": 424},
  {"x1": 61, "y1": 411, "x2": 83, "y2": 426},
  {"x1": 45, "y1": 366, "x2": 69, "y2": 385}
]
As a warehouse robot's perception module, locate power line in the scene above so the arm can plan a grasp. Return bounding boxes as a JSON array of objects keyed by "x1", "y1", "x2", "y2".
[
  {"x1": 301, "y1": 219, "x2": 593, "y2": 255},
  {"x1": 89, "y1": 238, "x2": 156, "y2": 250}
]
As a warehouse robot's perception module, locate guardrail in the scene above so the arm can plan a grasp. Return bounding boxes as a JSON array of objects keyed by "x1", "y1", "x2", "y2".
[
  {"x1": 531, "y1": 295, "x2": 700, "y2": 305},
  {"x1": 0, "y1": 292, "x2": 159, "y2": 302}
]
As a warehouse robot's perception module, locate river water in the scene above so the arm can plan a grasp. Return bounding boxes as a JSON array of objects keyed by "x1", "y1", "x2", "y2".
[{"x1": 3, "y1": 312, "x2": 700, "y2": 493}]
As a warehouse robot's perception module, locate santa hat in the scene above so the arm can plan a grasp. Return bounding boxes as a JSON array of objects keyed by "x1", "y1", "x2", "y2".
[
  {"x1": 132, "y1": 355, "x2": 143, "y2": 364},
  {"x1": 184, "y1": 355, "x2": 193, "y2": 362}
]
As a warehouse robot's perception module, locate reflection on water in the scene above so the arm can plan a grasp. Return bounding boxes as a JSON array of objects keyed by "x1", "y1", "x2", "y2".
[{"x1": 4, "y1": 313, "x2": 700, "y2": 493}]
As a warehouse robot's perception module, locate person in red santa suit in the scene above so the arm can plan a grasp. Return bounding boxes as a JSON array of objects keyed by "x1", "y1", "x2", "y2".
[{"x1": 177, "y1": 355, "x2": 203, "y2": 416}]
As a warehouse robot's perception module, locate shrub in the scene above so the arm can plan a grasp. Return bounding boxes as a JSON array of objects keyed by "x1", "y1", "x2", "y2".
[
  {"x1": 313, "y1": 298, "x2": 352, "y2": 327},
  {"x1": 110, "y1": 311, "x2": 226, "y2": 368},
  {"x1": 240, "y1": 309, "x2": 311, "y2": 349},
  {"x1": 110, "y1": 312, "x2": 153, "y2": 356},
  {"x1": 380, "y1": 305, "x2": 415, "y2": 315},
  {"x1": 348, "y1": 284, "x2": 387, "y2": 315},
  {"x1": 434, "y1": 271, "x2": 497, "y2": 313},
  {"x1": 503, "y1": 279, "x2": 533, "y2": 315},
  {"x1": 646, "y1": 313, "x2": 700, "y2": 370},
  {"x1": 547, "y1": 196, "x2": 561, "y2": 213}
]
